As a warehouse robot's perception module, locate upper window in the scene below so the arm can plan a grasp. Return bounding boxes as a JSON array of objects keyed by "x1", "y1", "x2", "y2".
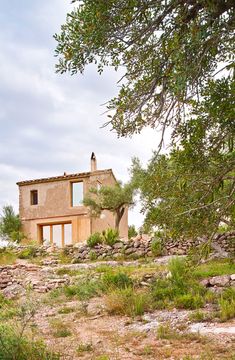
[
  {"x1": 30, "y1": 190, "x2": 38, "y2": 205},
  {"x1": 71, "y1": 182, "x2": 83, "y2": 206}
]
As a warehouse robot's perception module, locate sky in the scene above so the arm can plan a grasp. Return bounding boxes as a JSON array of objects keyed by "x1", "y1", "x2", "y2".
[{"x1": 0, "y1": 0, "x2": 167, "y2": 227}]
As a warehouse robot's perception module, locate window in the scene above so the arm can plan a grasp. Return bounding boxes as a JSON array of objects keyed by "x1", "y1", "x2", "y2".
[
  {"x1": 97, "y1": 181, "x2": 102, "y2": 190},
  {"x1": 30, "y1": 190, "x2": 38, "y2": 205},
  {"x1": 71, "y1": 182, "x2": 83, "y2": 206}
]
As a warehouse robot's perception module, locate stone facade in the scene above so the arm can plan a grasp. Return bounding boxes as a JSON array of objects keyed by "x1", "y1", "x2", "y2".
[{"x1": 17, "y1": 153, "x2": 128, "y2": 246}]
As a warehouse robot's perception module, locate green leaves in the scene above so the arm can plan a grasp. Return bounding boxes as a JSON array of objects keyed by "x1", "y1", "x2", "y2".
[{"x1": 55, "y1": 0, "x2": 235, "y2": 137}]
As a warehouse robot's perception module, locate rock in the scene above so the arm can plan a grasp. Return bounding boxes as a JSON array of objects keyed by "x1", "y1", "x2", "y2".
[
  {"x1": 209, "y1": 275, "x2": 230, "y2": 287},
  {"x1": 2, "y1": 284, "x2": 26, "y2": 299},
  {"x1": 113, "y1": 242, "x2": 123, "y2": 249},
  {"x1": 230, "y1": 274, "x2": 235, "y2": 281},
  {"x1": 200, "y1": 278, "x2": 210, "y2": 287},
  {"x1": 125, "y1": 248, "x2": 134, "y2": 255}
]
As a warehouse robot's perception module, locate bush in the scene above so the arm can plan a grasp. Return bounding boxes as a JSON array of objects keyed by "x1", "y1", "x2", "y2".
[
  {"x1": 128, "y1": 225, "x2": 138, "y2": 239},
  {"x1": 218, "y1": 288, "x2": 235, "y2": 321},
  {"x1": 18, "y1": 246, "x2": 38, "y2": 259},
  {"x1": 87, "y1": 232, "x2": 103, "y2": 248},
  {"x1": 0, "y1": 324, "x2": 60, "y2": 360},
  {"x1": 102, "y1": 228, "x2": 119, "y2": 246},
  {"x1": 105, "y1": 287, "x2": 152, "y2": 317},
  {"x1": 151, "y1": 238, "x2": 163, "y2": 256},
  {"x1": 151, "y1": 257, "x2": 206, "y2": 310},
  {"x1": 89, "y1": 250, "x2": 97, "y2": 261},
  {"x1": 63, "y1": 278, "x2": 100, "y2": 300},
  {"x1": 101, "y1": 271, "x2": 133, "y2": 291},
  {"x1": 175, "y1": 293, "x2": 204, "y2": 309}
]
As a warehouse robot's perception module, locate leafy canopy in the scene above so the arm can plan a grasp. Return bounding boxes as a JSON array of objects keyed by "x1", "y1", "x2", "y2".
[
  {"x1": 83, "y1": 182, "x2": 134, "y2": 229},
  {"x1": 54, "y1": 0, "x2": 235, "y2": 137},
  {"x1": 131, "y1": 77, "x2": 235, "y2": 238}
]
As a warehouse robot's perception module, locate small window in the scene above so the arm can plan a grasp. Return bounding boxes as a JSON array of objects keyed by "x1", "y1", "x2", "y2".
[
  {"x1": 30, "y1": 190, "x2": 38, "y2": 205},
  {"x1": 71, "y1": 182, "x2": 83, "y2": 206}
]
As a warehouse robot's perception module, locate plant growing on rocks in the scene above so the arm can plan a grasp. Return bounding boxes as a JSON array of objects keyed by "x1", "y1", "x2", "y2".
[
  {"x1": 102, "y1": 228, "x2": 119, "y2": 246},
  {"x1": 87, "y1": 232, "x2": 103, "y2": 248}
]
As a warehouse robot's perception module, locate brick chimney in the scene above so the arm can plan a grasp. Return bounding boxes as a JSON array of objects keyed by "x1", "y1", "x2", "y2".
[{"x1": 91, "y1": 152, "x2": 97, "y2": 172}]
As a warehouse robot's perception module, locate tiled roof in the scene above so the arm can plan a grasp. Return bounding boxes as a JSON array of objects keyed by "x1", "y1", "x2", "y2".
[{"x1": 17, "y1": 169, "x2": 114, "y2": 186}]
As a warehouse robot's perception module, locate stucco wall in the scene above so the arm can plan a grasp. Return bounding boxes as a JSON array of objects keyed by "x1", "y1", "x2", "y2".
[{"x1": 19, "y1": 170, "x2": 128, "y2": 244}]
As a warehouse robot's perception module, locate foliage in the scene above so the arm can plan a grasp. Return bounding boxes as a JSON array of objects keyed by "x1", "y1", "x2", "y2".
[
  {"x1": 55, "y1": 0, "x2": 234, "y2": 137},
  {"x1": 63, "y1": 278, "x2": 100, "y2": 300},
  {"x1": 0, "y1": 325, "x2": 60, "y2": 360},
  {"x1": 18, "y1": 246, "x2": 38, "y2": 259},
  {"x1": 101, "y1": 271, "x2": 133, "y2": 291},
  {"x1": 0, "y1": 248, "x2": 17, "y2": 265},
  {"x1": 151, "y1": 238, "x2": 163, "y2": 256},
  {"x1": 89, "y1": 250, "x2": 98, "y2": 261},
  {"x1": 0, "y1": 205, "x2": 25, "y2": 243},
  {"x1": 128, "y1": 225, "x2": 137, "y2": 239},
  {"x1": 102, "y1": 228, "x2": 119, "y2": 246},
  {"x1": 55, "y1": 1, "x2": 235, "y2": 239},
  {"x1": 83, "y1": 182, "x2": 134, "y2": 230},
  {"x1": 50, "y1": 319, "x2": 72, "y2": 338},
  {"x1": 218, "y1": 288, "x2": 235, "y2": 321},
  {"x1": 87, "y1": 232, "x2": 103, "y2": 248},
  {"x1": 193, "y1": 259, "x2": 235, "y2": 279},
  {"x1": 105, "y1": 287, "x2": 152, "y2": 317},
  {"x1": 76, "y1": 342, "x2": 93, "y2": 355},
  {"x1": 151, "y1": 257, "x2": 206, "y2": 309},
  {"x1": 131, "y1": 81, "x2": 235, "y2": 239}
]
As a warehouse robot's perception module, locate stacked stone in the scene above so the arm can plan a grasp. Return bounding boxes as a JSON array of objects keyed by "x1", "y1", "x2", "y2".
[{"x1": 201, "y1": 274, "x2": 235, "y2": 292}]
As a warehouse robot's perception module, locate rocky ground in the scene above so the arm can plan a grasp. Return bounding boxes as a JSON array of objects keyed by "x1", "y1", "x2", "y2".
[{"x1": 0, "y1": 248, "x2": 235, "y2": 359}]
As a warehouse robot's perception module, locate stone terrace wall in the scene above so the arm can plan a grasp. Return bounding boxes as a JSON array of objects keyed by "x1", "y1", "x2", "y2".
[{"x1": 63, "y1": 231, "x2": 235, "y2": 262}]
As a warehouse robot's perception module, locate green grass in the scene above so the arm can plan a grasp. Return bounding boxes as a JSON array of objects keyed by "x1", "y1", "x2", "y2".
[
  {"x1": 0, "y1": 324, "x2": 60, "y2": 359},
  {"x1": 76, "y1": 342, "x2": 93, "y2": 354},
  {"x1": 218, "y1": 288, "x2": 235, "y2": 321},
  {"x1": 193, "y1": 259, "x2": 235, "y2": 279},
  {"x1": 105, "y1": 287, "x2": 152, "y2": 317},
  {"x1": 0, "y1": 249, "x2": 17, "y2": 265},
  {"x1": 50, "y1": 319, "x2": 72, "y2": 338}
]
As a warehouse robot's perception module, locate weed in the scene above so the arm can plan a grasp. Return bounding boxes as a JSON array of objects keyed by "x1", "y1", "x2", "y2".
[
  {"x1": 193, "y1": 259, "x2": 235, "y2": 279},
  {"x1": 89, "y1": 250, "x2": 98, "y2": 261},
  {"x1": 0, "y1": 248, "x2": 17, "y2": 265},
  {"x1": 156, "y1": 323, "x2": 180, "y2": 340},
  {"x1": 18, "y1": 246, "x2": 38, "y2": 259},
  {"x1": 76, "y1": 342, "x2": 93, "y2": 354},
  {"x1": 0, "y1": 324, "x2": 60, "y2": 360},
  {"x1": 101, "y1": 271, "x2": 133, "y2": 291},
  {"x1": 175, "y1": 293, "x2": 204, "y2": 309},
  {"x1": 151, "y1": 238, "x2": 163, "y2": 256},
  {"x1": 58, "y1": 306, "x2": 75, "y2": 314},
  {"x1": 105, "y1": 287, "x2": 152, "y2": 317},
  {"x1": 56, "y1": 268, "x2": 82, "y2": 276},
  {"x1": 218, "y1": 288, "x2": 235, "y2": 321},
  {"x1": 63, "y1": 278, "x2": 100, "y2": 300},
  {"x1": 50, "y1": 319, "x2": 72, "y2": 338}
]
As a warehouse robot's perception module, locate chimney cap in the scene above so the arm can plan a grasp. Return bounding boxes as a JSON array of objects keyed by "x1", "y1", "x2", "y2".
[{"x1": 91, "y1": 152, "x2": 96, "y2": 160}]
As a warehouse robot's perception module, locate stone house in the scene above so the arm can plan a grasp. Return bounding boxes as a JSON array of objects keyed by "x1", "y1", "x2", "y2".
[{"x1": 17, "y1": 153, "x2": 128, "y2": 247}]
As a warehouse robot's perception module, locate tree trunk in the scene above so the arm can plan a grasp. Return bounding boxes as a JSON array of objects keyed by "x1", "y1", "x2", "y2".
[{"x1": 115, "y1": 206, "x2": 125, "y2": 231}]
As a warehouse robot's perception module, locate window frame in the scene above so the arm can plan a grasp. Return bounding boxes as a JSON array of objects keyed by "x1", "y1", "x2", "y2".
[
  {"x1": 70, "y1": 181, "x2": 84, "y2": 207},
  {"x1": 30, "y1": 190, "x2": 38, "y2": 206}
]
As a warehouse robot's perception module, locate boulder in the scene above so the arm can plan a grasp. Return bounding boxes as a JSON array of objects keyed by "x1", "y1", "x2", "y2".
[{"x1": 209, "y1": 275, "x2": 230, "y2": 287}]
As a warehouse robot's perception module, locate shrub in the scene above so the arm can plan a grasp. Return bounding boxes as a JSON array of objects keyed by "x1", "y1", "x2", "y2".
[
  {"x1": 128, "y1": 225, "x2": 137, "y2": 239},
  {"x1": 50, "y1": 319, "x2": 72, "y2": 338},
  {"x1": 151, "y1": 238, "x2": 163, "y2": 256},
  {"x1": 218, "y1": 288, "x2": 235, "y2": 321},
  {"x1": 87, "y1": 232, "x2": 103, "y2": 248},
  {"x1": 89, "y1": 250, "x2": 97, "y2": 261},
  {"x1": 175, "y1": 293, "x2": 204, "y2": 310},
  {"x1": 18, "y1": 246, "x2": 38, "y2": 259},
  {"x1": 0, "y1": 248, "x2": 17, "y2": 265},
  {"x1": 101, "y1": 271, "x2": 133, "y2": 291},
  {"x1": 63, "y1": 278, "x2": 100, "y2": 300},
  {"x1": 105, "y1": 287, "x2": 152, "y2": 317},
  {"x1": 102, "y1": 228, "x2": 119, "y2": 246},
  {"x1": 0, "y1": 324, "x2": 60, "y2": 360}
]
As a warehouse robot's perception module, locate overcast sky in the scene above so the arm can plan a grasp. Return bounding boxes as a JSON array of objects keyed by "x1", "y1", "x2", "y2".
[{"x1": 0, "y1": 0, "x2": 167, "y2": 227}]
